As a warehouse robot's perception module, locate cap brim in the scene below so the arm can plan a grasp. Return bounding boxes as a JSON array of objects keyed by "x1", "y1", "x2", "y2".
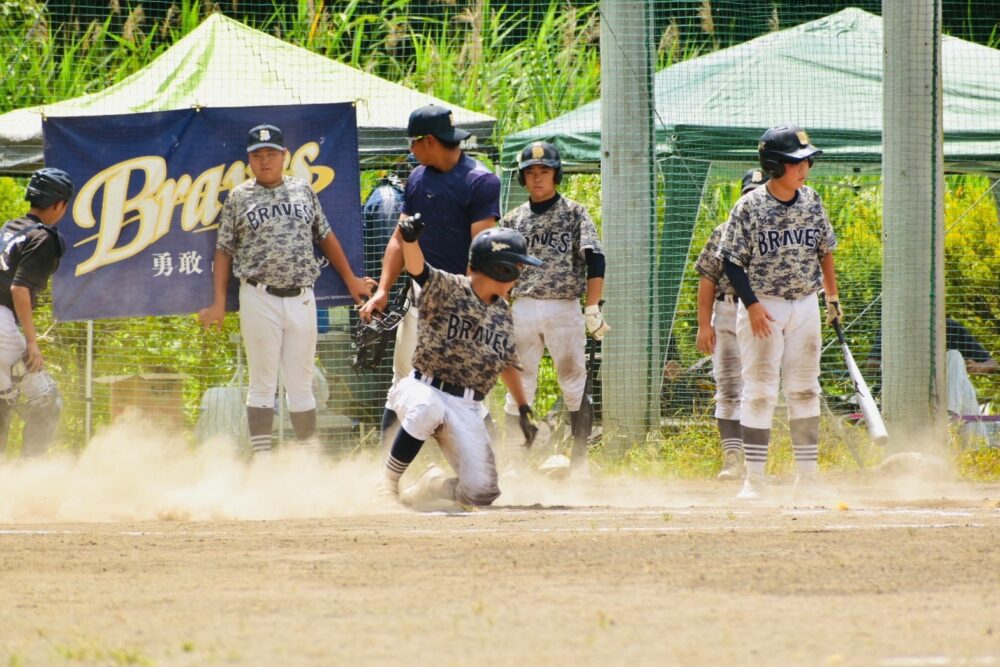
[
  {"x1": 248, "y1": 142, "x2": 285, "y2": 152},
  {"x1": 786, "y1": 146, "x2": 822, "y2": 161},
  {"x1": 431, "y1": 127, "x2": 472, "y2": 142}
]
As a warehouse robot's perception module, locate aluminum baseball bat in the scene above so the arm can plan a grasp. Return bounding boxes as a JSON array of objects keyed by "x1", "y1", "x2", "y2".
[{"x1": 832, "y1": 319, "x2": 889, "y2": 447}]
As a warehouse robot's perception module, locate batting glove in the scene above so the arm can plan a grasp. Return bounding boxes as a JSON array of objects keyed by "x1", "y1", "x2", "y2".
[
  {"x1": 584, "y1": 304, "x2": 610, "y2": 340},
  {"x1": 825, "y1": 297, "x2": 843, "y2": 327},
  {"x1": 398, "y1": 213, "x2": 424, "y2": 243},
  {"x1": 518, "y1": 404, "x2": 538, "y2": 448}
]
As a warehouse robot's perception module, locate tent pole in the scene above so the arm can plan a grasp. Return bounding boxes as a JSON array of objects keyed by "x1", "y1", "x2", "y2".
[
  {"x1": 600, "y1": 0, "x2": 656, "y2": 452},
  {"x1": 882, "y1": 0, "x2": 947, "y2": 452}
]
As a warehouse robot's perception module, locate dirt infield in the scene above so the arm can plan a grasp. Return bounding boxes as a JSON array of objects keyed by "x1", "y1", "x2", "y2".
[{"x1": 1, "y1": 424, "x2": 999, "y2": 666}]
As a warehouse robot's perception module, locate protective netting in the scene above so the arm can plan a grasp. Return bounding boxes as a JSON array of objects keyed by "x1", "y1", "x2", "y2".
[{"x1": 0, "y1": 1, "x2": 998, "y2": 457}]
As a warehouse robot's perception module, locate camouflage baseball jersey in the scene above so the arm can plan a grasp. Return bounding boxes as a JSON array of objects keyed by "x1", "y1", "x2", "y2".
[
  {"x1": 499, "y1": 196, "x2": 602, "y2": 300},
  {"x1": 412, "y1": 265, "x2": 519, "y2": 396},
  {"x1": 718, "y1": 185, "x2": 836, "y2": 300},
  {"x1": 216, "y1": 175, "x2": 331, "y2": 288},
  {"x1": 695, "y1": 223, "x2": 736, "y2": 299}
]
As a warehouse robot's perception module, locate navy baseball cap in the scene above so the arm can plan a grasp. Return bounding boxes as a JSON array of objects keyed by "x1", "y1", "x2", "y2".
[
  {"x1": 247, "y1": 124, "x2": 285, "y2": 152},
  {"x1": 741, "y1": 169, "x2": 769, "y2": 194},
  {"x1": 407, "y1": 105, "x2": 471, "y2": 143}
]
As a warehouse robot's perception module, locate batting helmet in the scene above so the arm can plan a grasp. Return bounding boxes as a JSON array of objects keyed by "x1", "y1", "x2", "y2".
[
  {"x1": 25, "y1": 168, "x2": 74, "y2": 208},
  {"x1": 741, "y1": 168, "x2": 769, "y2": 195},
  {"x1": 758, "y1": 125, "x2": 822, "y2": 178},
  {"x1": 469, "y1": 228, "x2": 542, "y2": 283},
  {"x1": 517, "y1": 141, "x2": 562, "y2": 186}
]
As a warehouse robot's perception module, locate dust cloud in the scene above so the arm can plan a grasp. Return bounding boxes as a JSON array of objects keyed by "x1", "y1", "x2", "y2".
[
  {"x1": 0, "y1": 415, "x2": 690, "y2": 524},
  {"x1": 0, "y1": 415, "x2": 991, "y2": 524}
]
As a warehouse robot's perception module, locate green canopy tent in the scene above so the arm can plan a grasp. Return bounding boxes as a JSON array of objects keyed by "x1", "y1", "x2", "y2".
[
  {"x1": 0, "y1": 13, "x2": 495, "y2": 173},
  {"x1": 501, "y1": 7, "x2": 1000, "y2": 392}
]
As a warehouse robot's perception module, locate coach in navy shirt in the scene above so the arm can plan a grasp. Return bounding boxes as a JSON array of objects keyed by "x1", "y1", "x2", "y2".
[{"x1": 360, "y1": 104, "x2": 501, "y2": 448}]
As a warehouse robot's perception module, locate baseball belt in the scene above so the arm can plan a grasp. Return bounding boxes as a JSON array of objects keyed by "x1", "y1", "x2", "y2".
[
  {"x1": 246, "y1": 278, "x2": 303, "y2": 298},
  {"x1": 412, "y1": 370, "x2": 485, "y2": 401}
]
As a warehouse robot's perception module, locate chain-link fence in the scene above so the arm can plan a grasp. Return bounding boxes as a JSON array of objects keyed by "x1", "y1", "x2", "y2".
[{"x1": 1, "y1": 1, "x2": 998, "y2": 458}]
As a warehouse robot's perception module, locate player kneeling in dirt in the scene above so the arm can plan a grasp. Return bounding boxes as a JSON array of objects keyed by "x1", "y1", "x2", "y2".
[{"x1": 377, "y1": 217, "x2": 540, "y2": 507}]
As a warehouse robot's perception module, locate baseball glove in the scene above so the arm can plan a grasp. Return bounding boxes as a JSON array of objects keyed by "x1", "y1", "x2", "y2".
[{"x1": 351, "y1": 283, "x2": 410, "y2": 373}]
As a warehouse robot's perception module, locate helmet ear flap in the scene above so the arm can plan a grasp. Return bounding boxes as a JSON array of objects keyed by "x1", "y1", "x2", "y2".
[
  {"x1": 518, "y1": 165, "x2": 561, "y2": 187},
  {"x1": 761, "y1": 159, "x2": 784, "y2": 178}
]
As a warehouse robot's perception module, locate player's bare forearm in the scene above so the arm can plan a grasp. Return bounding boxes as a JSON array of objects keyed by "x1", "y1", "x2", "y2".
[
  {"x1": 696, "y1": 277, "x2": 715, "y2": 329},
  {"x1": 820, "y1": 252, "x2": 839, "y2": 298},
  {"x1": 695, "y1": 277, "x2": 716, "y2": 354},
  {"x1": 358, "y1": 231, "x2": 404, "y2": 320},
  {"x1": 501, "y1": 366, "x2": 529, "y2": 408},
  {"x1": 319, "y1": 232, "x2": 375, "y2": 304},
  {"x1": 380, "y1": 231, "x2": 405, "y2": 291},
  {"x1": 11, "y1": 285, "x2": 42, "y2": 370},
  {"x1": 968, "y1": 358, "x2": 1000, "y2": 374},
  {"x1": 585, "y1": 276, "x2": 604, "y2": 307},
  {"x1": 319, "y1": 231, "x2": 358, "y2": 283},
  {"x1": 209, "y1": 250, "x2": 231, "y2": 305}
]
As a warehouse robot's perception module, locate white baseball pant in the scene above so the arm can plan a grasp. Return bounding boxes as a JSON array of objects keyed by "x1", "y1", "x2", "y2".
[
  {"x1": 947, "y1": 349, "x2": 988, "y2": 439},
  {"x1": 504, "y1": 297, "x2": 587, "y2": 415},
  {"x1": 0, "y1": 306, "x2": 25, "y2": 400},
  {"x1": 736, "y1": 292, "x2": 821, "y2": 429},
  {"x1": 239, "y1": 281, "x2": 317, "y2": 412},
  {"x1": 388, "y1": 376, "x2": 500, "y2": 506},
  {"x1": 712, "y1": 297, "x2": 742, "y2": 421}
]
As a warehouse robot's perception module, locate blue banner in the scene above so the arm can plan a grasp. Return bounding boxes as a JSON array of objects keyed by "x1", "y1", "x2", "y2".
[{"x1": 45, "y1": 104, "x2": 363, "y2": 321}]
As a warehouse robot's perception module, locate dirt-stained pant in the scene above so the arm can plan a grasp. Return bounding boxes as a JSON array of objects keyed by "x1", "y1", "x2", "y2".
[
  {"x1": 504, "y1": 297, "x2": 587, "y2": 416},
  {"x1": 712, "y1": 297, "x2": 742, "y2": 421},
  {"x1": 736, "y1": 293, "x2": 821, "y2": 430},
  {"x1": 239, "y1": 281, "x2": 317, "y2": 412},
  {"x1": 388, "y1": 376, "x2": 500, "y2": 506}
]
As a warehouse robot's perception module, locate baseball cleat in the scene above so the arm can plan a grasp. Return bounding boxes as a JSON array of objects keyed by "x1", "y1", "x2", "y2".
[
  {"x1": 736, "y1": 473, "x2": 764, "y2": 500},
  {"x1": 717, "y1": 449, "x2": 746, "y2": 481},
  {"x1": 399, "y1": 464, "x2": 453, "y2": 508}
]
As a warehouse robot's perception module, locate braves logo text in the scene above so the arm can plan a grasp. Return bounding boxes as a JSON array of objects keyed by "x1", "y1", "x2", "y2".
[{"x1": 72, "y1": 142, "x2": 334, "y2": 276}]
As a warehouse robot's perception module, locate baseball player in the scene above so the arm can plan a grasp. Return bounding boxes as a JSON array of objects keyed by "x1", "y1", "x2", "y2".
[
  {"x1": 695, "y1": 169, "x2": 769, "y2": 481},
  {"x1": 498, "y1": 141, "x2": 608, "y2": 474},
  {"x1": 0, "y1": 168, "x2": 73, "y2": 456},
  {"x1": 377, "y1": 220, "x2": 540, "y2": 507},
  {"x1": 199, "y1": 124, "x2": 374, "y2": 458},
  {"x1": 359, "y1": 105, "x2": 501, "y2": 450},
  {"x1": 718, "y1": 125, "x2": 840, "y2": 500}
]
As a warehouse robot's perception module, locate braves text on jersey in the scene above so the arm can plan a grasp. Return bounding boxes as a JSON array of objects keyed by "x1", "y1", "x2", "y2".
[
  {"x1": 216, "y1": 175, "x2": 330, "y2": 288},
  {"x1": 411, "y1": 265, "x2": 519, "y2": 396},
  {"x1": 718, "y1": 185, "x2": 836, "y2": 300},
  {"x1": 498, "y1": 196, "x2": 602, "y2": 300}
]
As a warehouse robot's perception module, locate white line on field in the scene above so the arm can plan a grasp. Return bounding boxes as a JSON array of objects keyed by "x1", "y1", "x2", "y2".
[{"x1": 880, "y1": 656, "x2": 999, "y2": 666}]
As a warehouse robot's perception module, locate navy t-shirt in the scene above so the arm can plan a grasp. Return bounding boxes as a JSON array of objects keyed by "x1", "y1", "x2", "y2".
[{"x1": 402, "y1": 153, "x2": 501, "y2": 275}]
